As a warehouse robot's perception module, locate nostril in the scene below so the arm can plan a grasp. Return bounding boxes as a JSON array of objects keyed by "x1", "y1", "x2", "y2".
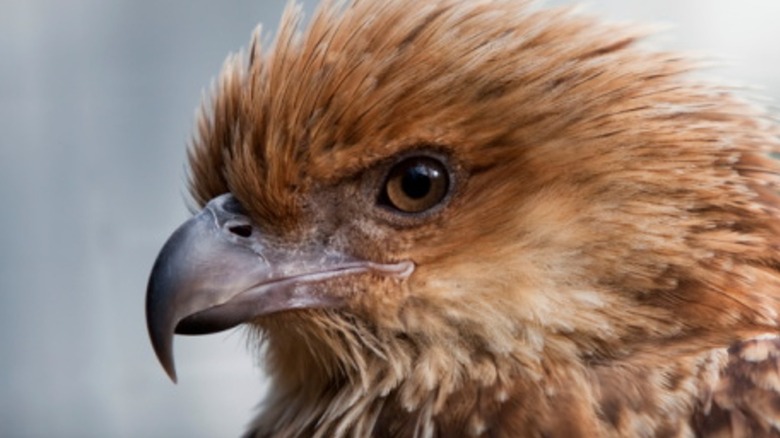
[{"x1": 228, "y1": 224, "x2": 253, "y2": 238}]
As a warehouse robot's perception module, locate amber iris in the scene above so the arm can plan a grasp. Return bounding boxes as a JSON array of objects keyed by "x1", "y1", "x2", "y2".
[{"x1": 383, "y1": 157, "x2": 449, "y2": 213}]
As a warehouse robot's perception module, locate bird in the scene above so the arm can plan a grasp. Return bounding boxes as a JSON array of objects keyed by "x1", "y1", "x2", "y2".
[{"x1": 145, "y1": 0, "x2": 780, "y2": 436}]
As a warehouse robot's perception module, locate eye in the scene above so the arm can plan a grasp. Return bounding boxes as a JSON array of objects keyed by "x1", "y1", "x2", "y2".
[{"x1": 380, "y1": 156, "x2": 450, "y2": 214}]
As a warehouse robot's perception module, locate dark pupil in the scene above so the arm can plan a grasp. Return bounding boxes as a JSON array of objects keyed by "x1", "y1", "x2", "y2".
[{"x1": 401, "y1": 165, "x2": 434, "y2": 199}]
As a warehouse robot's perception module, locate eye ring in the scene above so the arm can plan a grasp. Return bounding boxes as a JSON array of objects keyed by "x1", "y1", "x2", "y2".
[{"x1": 379, "y1": 156, "x2": 450, "y2": 214}]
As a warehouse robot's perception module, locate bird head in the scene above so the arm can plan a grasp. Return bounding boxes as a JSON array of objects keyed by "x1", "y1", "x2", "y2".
[{"x1": 146, "y1": 0, "x2": 780, "y2": 421}]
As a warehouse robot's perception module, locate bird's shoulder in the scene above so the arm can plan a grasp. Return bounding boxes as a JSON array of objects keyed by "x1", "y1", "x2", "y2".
[{"x1": 694, "y1": 335, "x2": 780, "y2": 437}]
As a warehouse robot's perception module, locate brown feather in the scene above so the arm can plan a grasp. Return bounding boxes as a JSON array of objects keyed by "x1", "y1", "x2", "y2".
[
  {"x1": 184, "y1": 0, "x2": 780, "y2": 436},
  {"x1": 694, "y1": 336, "x2": 780, "y2": 438}
]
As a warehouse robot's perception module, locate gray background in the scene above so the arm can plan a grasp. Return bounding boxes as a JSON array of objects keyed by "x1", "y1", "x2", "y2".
[{"x1": 2, "y1": 1, "x2": 778, "y2": 437}]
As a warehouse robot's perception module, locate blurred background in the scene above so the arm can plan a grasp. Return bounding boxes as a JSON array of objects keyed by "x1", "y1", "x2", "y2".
[{"x1": 1, "y1": 0, "x2": 778, "y2": 437}]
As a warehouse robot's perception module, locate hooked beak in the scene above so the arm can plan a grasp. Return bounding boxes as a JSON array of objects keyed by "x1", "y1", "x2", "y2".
[{"x1": 145, "y1": 194, "x2": 414, "y2": 382}]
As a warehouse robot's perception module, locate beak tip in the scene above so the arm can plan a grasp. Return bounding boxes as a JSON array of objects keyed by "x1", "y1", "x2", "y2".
[
  {"x1": 166, "y1": 367, "x2": 179, "y2": 384},
  {"x1": 149, "y1": 330, "x2": 179, "y2": 383},
  {"x1": 151, "y1": 338, "x2": 179, "y2": 383},
  {"x1": 147, "y1": 296, "x2": 179, "y2": 384},
  {"x1": 147, "y1": 251, "x2": 184, "y2": 384}
]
